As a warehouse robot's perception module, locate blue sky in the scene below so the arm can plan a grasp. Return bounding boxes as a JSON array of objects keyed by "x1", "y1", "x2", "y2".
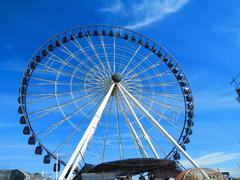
[{"x1": 0, "y1": 0, "x2": 240, "y2": 177}]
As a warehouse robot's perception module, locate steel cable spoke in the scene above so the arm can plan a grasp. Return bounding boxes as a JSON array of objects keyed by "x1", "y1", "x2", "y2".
[
  {"x1": 121, "y1": 45, "x2": 141, "y2": 75},
  {"x1": 114, "y1": 94, "x2": 123, "y2": 159},
  {"x1": 99, "y1": 35, "x2": 112, "y2": 74},
  {"x1": 53, "y1": 95, "x2": 105, "y2": 154},
  {"x1": 117, "y1": 94, "x2": 148, "y2": 158},
  {"x1": 84, "y1": 36, "x2": 110, "y2": 76},
  {"x1": 37, "y1": 94, "x2": 101, "y2": 138},
  {"x1": 29, "y1": 90, "x2": 100, "y2": 115},
  {"x1": 122, "y1": 51, "x2": 153, "y2": 79},
  {"x1": 70, "y1": 36, "x2": 107, "y2": 79},
  {"x1": 101, "y1": 97, "x2": 113, "y2": 162}
]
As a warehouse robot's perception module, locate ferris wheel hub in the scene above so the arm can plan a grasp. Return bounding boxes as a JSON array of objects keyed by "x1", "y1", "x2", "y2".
[{"x1": 111, "y1": 74, "x2": 122, "y2": 83}]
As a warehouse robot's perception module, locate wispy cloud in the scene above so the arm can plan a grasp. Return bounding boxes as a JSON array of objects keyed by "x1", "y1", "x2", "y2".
[
  {"x1": 213, "y1": 11, "x2": 240, "y2": 46},
  {"x1": 194, "y1": 87, "x2": 239, "y2": 111},
  {"x1": 100, "y1": 0, "x2": 125, "y2": 14},
  {"x1": 214, "y1": 25, "x2": 240, "y2": 45},
  {"x1": 100, "y1": 0, "x2": 188, "y2": 29},
  {"x1": 181, "y1": 152, "x2": 240, "y2": 168}
]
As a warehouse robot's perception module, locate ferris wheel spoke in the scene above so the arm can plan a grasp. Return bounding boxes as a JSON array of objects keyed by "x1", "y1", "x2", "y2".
[
  {"x1": 44, "y1": 54, "x2": 54, "y2": 66},
  {"x1": 53, "y1": 95, "x2": 105, "y2": 154},
  {"x1": 136, "y1": 93, "x2": 185, "y2": 112},
  {"x1": 99, "y1": 35, "x2": 112, "y2": 74},
  {"x1": 121, "y1": 45, "x2": 141, "y2": 75},
  {"x1": 84, "y1": 78, "x2": 105, "y2": 85},
  {"x1": 29, "y1": 90, "x2": 99, "y2": 116},
  {"x1": 29, "y1": 95, "x2": 57, "y2": 104},
  {"x1": 139, "y1": 102, "x2": 183, "y2": 131},
  {"x1": 28, "y1": 89, "x2": 88, "y2": 104},
  {"x1": 58, "y1": 40, "x2": 80, "y2": 56},
  {"x1": 30, "y1": 76, "x2": 71, "y2": 84},
  {"x1": 83, "y1": 84, "x2": 110, "y2": 94},
  {"x1": 42, "y1": 95, "x2": 101, "y2": 139},
  {"x1": 113, "y1": 37, "x2": 116, "y2": 73},
  {"x1": 39, "y1": 61, "x2": 103, "y2": 86},
  {"x1": 36, "y1": 63, "x2": 85, "y2": 82},
  {"x1": 121, "y1": 81, "x2": 142, "y2": 89},
  {"x1": 41, "y1": 57, "x2": 105, "y2": 83},
  {"x1": 150, "y1": 135, "x2": 168, "y2": 157},
  {"x1": 125, "y1": 70, "x2": 171, "y2": 84},
  {"x1": 139, "y1": 81, "x2": 179, "y2": 88},
  {"x1": 71, "y1": 36, "x2": 107, "y2": 79},
  {"x1": 123, "y1": 51, "x2": 153, "y2": 79},
  {"x1": 122, "y1": 78, "x2": 143, "y2": 86},
  {"x1": 82, "y1": 89, "x2": 106, "y2": 95},
  {"x1": 85, "y1": 36, "x2": 109, "y2": 76},
  {"x1": 117, "y1": 85, "x2": 159, "y2": 158},
  {"x1": 114, "y1": 94, "x2": 123, "y2": 159},
  {"x1": 83, "y1": 79, "x2": 110, "y2": 87},
  {"x1": 28, "y1": 89, "x2": 84, "y2": 98},
  {"x1": 37, "y1": 94, "x2": 102, "y2": 138},
  {"x1": 131, "y1": 88, "x2": 183, "y2": 98},
  {"x1": 30, "y1": 110, "x2": 56, "y2": 122},
  {"x1": 117, "y1": 39, "x2": 128, "y2": 74},
  {"x1": 45, "y1": 55, "x2": 99, "y2": 85},
  {"x1": 132, "y1": 89, "x2": 184, "y2": 102},
  {"x1": 46, "y1": 52, "x2": 76, "y2": 70},
  {"x1": 40, "y1": 54, "x2": 103, "y2": 82},
  {"x1": 124, "y1": 60, "x2": 164, "y2": 81},
  {"x1": 132, "y1": 95, "x2": 185, "y2": 118},
  {"x1": 57, "y1": 43, "x2": 105, "y2": 80},
  {"x1": 101, "y1": 97, "x2": 113, "y2": 162},
  {"x1": 118, "y1": 83, "x2": 201, "y2": 170},
  {"x1": 45, "y1": 51, "x2": 74, "y2": 70},
  {"x1": 122, "y1": 84, "x2": 143, "y2": 92},
  {"x1": 29, "y1": 80, "x2": 104, "y2": 87},
  {"x1": 121, "y1": 77, "x2": 143, "y2": 85},
  {"x1": 84, "y1": 36, "x2": 110, "y2": 77},
  {"x1": 117, "y1": 94, "x2": 148, "y2": 158},
  {"x1": 60, "y1": 83, "x2": 115, "y2": 180},
  {"x1": 40, "y1": 92, "x2": 99, "y2": 118}
]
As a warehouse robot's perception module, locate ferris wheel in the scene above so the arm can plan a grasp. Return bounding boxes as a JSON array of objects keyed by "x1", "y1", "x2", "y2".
[{"x1": 18, "y1": 25, "x2": 197, "y2": 179}]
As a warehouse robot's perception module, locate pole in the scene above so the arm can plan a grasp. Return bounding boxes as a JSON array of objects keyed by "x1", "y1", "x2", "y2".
[
  {"x1": 59, "y1": 83, "x2": 115, "y2": 180},
  {"x1": 118, "y1": 84, "x2": 210, "y2": 179}
]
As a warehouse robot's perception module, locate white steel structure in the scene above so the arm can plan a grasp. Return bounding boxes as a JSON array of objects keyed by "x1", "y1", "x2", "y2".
[{"x1": 18, "y1": 25, "x2": 200, "y2": 179}]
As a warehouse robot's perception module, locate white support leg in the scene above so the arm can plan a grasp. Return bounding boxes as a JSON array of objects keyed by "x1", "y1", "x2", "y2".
[
  {"x1": 59, "y1": 83, "x2": 115, "y2": 180},
  {"x1": 118, "y1": 84, "x2": 210, "y2": 179},
  {"x1": 118, "y1": 86, "x2": 159, "y2": 159}
]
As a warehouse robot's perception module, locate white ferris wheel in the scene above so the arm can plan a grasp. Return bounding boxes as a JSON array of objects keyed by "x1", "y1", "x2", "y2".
[{"x1": 18, "y1": 25, "x2": 198, "y2": 179}]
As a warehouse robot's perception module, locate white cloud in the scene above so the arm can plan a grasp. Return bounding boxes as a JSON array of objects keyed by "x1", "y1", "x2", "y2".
[
  {"x1": 100, "y1": 0, "x2": 189, "y2": 29},
  {"x1": 193, "y1": 86, "x2": 239, "y2": 111},
  {"x1": 180, "y1": 152, "x2": 240, "y2": 168},
  {"x1": 213, "y1": 25, "x2": 240, "y2": 45},
  {"x1": 212, "y1": 12, "x2": 240, "y2": 46},
  {"x1": 100, "y1": 0, "x2": 125, "y2": 14}
]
